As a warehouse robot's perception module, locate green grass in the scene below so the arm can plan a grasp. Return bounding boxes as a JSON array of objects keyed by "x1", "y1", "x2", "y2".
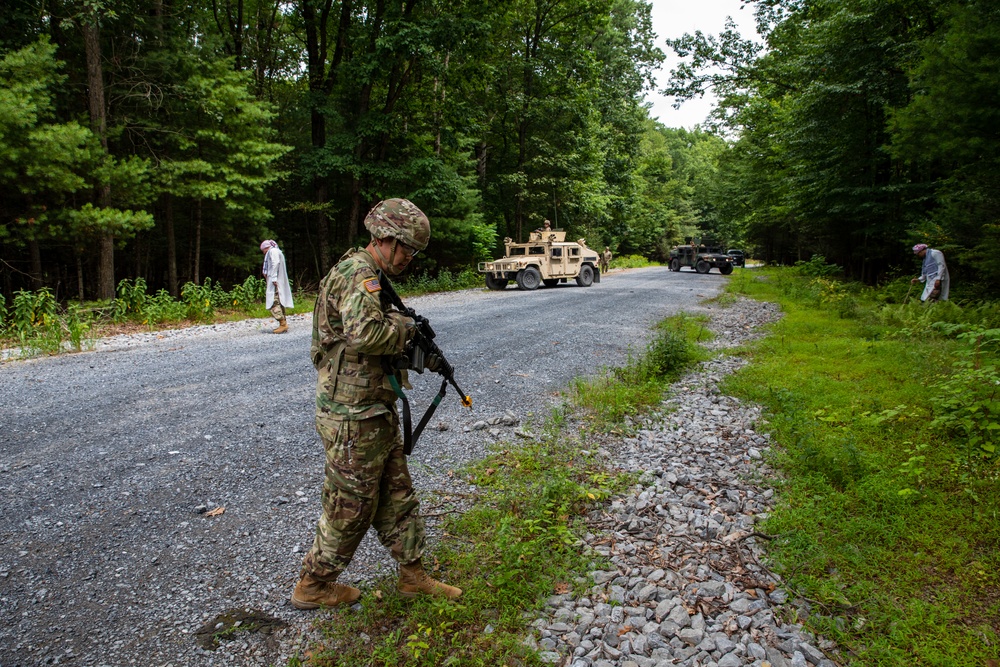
[
  {"x1": 609, "y1": 254, "x2": 660, "y2": 270},
  {"x1": 570, "y1": 313, "x2": 710, "y2": 429},
  {"x1": 723, "y1": 268, "x2": 1000, "y2": 666},
  {"x1": 396, "y1": 267, "x2": 484, "y2": 297},
  {"x1": 295, "y1": 312, "x2": 712, "y2": 666},
  {"x1": 294, "y1": 414, "x2": 635, "y2": 667}
]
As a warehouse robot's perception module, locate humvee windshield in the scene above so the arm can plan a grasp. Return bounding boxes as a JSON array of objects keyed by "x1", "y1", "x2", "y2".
[
  {"x1": 528, "y1": 246, "x2": 544, "y2": 255},
  {"x1": 510, "y1": 247, "x2": 525, "y2": 256}
]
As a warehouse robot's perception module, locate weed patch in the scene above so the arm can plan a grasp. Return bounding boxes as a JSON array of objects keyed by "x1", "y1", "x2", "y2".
[
  {"x1": 725, "y1": 267, "x2": 1000, "y2": 665},
  {"x1": 570, "y1": 313, "x2": 709, "y2": 429},
  {"x1": 298, "y1": 314, "x2": 702, "y2": 666}
]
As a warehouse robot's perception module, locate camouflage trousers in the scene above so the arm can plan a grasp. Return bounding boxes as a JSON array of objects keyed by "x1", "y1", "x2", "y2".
[
  {"x1": 269, "y1": 296, "x2": 285, "y2": 322},
  {"x1": 300, "y1": 412, "x2": 425, "y2": 581}
]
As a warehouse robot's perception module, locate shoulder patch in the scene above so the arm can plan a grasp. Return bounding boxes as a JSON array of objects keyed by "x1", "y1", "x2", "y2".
[{"x1": 363, "y1": 277, "x2": 381, "y2": 293}]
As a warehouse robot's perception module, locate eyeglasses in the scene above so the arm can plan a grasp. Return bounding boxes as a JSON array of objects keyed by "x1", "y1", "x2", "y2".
[{"x1": 397, "y1": 241, "x2": 420, "y2": 258}]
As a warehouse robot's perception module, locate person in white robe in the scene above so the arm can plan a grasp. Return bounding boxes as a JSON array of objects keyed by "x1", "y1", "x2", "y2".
[
  {"x1": 261, "y1": 240, "x2": 294, "y2": 333},
  {"x1": 911, "y1": 243, "x2": 949, "y2": 302}
]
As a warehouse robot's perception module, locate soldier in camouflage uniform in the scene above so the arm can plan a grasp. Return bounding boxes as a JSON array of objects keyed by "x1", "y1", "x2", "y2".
[
  {"x1": 600, "y1": 246, "x2": 612, "y2": 274},
  {"x1": 291, "y1": 198, "x2": 462, "y2": 610}
]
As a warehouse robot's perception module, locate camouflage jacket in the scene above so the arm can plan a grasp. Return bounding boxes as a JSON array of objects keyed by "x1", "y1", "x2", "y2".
[{"x1": 312, "y1": 248, "x2": 411, "y2": 423}]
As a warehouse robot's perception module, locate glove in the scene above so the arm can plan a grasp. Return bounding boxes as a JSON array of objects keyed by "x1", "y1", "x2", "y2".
[{"x1": 425, "y1": 353, "x2": 443, "y2": 373}]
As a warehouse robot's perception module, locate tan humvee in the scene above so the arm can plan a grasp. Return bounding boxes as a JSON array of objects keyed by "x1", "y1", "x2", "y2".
[{"x1": 477, "y1": 230, "x2": 602, "y2": 290}]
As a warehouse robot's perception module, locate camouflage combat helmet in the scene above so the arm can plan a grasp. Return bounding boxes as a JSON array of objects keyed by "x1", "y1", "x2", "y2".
[{"x1": 364, "y1": 199, "x2": 430, "y2": 251}]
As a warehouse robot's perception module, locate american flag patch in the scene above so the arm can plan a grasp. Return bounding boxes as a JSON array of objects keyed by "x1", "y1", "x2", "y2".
[{"x1": 363, "y1": 277, "x2": 381, "y2": 293}]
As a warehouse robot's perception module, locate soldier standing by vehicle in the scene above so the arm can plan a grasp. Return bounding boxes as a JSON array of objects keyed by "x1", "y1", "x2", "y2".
[
  {"x1": 600, "y1": 246, "x2": 612, "y2": 274},
  {"x1": 290, "y1": 198, "x2": 462, "y2": 610}
]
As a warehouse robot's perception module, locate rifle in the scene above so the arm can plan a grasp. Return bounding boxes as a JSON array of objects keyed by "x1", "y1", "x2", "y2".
[{"x1": 377, "y1": 270, "x2": 472, "y2": 455}]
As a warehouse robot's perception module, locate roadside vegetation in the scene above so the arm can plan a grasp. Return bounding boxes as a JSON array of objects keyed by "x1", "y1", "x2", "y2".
[
  {"x1": 0, "y1": 277, "x2": 313, "y2": 358},
  {"x1": 290, "y1": 265, "x2": 999, "y2": 666},
  {"x1": 0, "y1": 260, "x2": 646, "y2": 360},
  {"x1": 0, "y1": 268, "x2": 482, "y2": 359},
  {"x1": 608, "y1": 255, "x2": 660, "y2": 271},
  {"x1": 723, "y1": 265, "x2": 1000, "y2": 666},
  {"x1": 291, "y1": 314, "x2": 700, "y2": 667}
]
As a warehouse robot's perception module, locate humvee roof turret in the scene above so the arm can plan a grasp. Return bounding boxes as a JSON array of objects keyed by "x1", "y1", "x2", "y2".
[{"x1": 478, "y1": 230, "x2": 601, "y2": 290}]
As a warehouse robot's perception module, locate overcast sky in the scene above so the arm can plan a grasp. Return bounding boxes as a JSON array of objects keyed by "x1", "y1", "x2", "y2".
[{"x1": 645, "y1": 0, "x2": 759, "y2": 129}]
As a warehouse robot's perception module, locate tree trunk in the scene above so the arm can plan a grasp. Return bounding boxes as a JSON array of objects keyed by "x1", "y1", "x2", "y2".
[
  {"x1": 28, "y1": 239, "x2": 43, "y2": 290},
  {"x1": 475, "y1": 142, "x2": 488, "y2": 184},
  {"x1": 165, "y1": 194, "x2": 178, "y2": 296},
  {"x1": 316, "y1": 184, "x2": 331, "y2": 273},
  {"x1": 83, "y1": 21, "x2": 115, "y2": 300},
  {"x1": 301, "y1": 0, "x2": 342, "y2": 274},
  {"x1": 76, "y1": 251, "x2": 85, "y2": 302},
  {"x1": 194, "y1": 198, "x2": 203, "y2": 285},
  {"x1": 348, "y1": 177, "x2": 362, "y2": 249}
]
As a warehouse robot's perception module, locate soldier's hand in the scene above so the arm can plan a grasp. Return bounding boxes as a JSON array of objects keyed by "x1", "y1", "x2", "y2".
[{"x1": 425, "y1": 353, "x2": 443, "y2": 373}]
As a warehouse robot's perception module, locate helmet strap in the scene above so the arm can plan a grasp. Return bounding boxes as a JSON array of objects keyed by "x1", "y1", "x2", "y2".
[{"x1": 371, "y1": 237, "x2": 400, "y2": 275}]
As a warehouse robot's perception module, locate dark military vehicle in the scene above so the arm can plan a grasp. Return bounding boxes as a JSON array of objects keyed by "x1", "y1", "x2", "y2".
[{"x1": 668, "y1": 241, "x2": 734, "y2": 275}]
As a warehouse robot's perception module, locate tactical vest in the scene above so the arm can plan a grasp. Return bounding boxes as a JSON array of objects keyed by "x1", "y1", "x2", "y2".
[{"x1": 312, "y1": 249, "x2": 407, "y2": 419}]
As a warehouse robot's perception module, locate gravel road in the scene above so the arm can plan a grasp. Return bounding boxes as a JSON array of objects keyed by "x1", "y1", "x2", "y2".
[{"x1": 1, "y1": 266, "x2": 732, "y2": 667}]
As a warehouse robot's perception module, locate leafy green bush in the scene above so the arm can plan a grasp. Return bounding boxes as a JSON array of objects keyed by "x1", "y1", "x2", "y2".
[
  {"x1": 203, "y1": 278, "x2": 232, "y2": 310},
  {"x1": 230, "y1": 276, "x2": 266, "y2": 311},
  {"x1": 612, "y1": 254, "x2": 658, "y2": 269},
  {"x1": 795, "y1": 254, "x2": 840, "y2": 277},
  {"x1": 929, "y1": 326, "x2": 1000, "y2": 469},
  {"x1": 11, "y1": 287, "x2": 58, "y2": 336},
  {"x1": 641, "y1": 323, "x2": 696, "y2": 380},
  {"x1": 113, "y1": 278, "x2": 149, "y2": 322},
  {"x1": 142, "y1": 289, "x2": 187, "y2": 324},
  {"x1": 180, "y1": 281, "x2": 215, "y2": 321},
  {"x1": 398, "y1": 268, "x2": 482, "y2": 295}
]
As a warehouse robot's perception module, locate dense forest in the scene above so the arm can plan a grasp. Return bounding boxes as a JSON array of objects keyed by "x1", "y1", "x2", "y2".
[{"x1": 2, "y1": 0, "x2": 998, "y2": 301}]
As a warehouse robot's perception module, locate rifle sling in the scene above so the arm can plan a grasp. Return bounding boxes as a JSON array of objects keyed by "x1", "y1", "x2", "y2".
[{"x1": 387, "y1": 372, "x2": 448, "y2": 456}]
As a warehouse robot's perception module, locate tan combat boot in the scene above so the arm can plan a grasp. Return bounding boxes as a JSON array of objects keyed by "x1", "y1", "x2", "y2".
[
  {"x1": 397, "y1": 560, "x2": 462, "y2": 599},
  {"x1": 290, "y1": 573, "x2": 361, "y2": 610},
  {"x1": 273, "y1": 318, "x2": 288, "y2": 334}
]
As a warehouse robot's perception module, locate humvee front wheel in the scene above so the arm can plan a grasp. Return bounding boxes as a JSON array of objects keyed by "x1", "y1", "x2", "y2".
[
  {"x1": 485, "y1": 274, "x2": 509, "y2": 290},
  {"x1": 719, "y1": 264, "x2": 734, "y2": 275},
  {"x1": 516, "y1": 267, "x2": 541, "y2": 290},
  {"x1": 670, "y1": 258, "x2": 680, "y2": 272},
  {"x1": 696, "y1": 260, "x2": 711, "y2": 274},
  {"x1": 576, "y1": 264, "x2": 595, "y2": 287},
  {"x1": 543, "y1": 279, "x2": 559, "y2": 288}
]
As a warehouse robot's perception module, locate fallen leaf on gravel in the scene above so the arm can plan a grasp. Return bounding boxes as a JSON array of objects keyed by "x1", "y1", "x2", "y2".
[
  {"x1": 722, "y1": 530, "x2": 748, "y2": 544},
  {"x1": 554, "y1": 582, "x2": 570, "y2": 594},
  {"x1": 205, "y1": 507, "x2": 225, "y2": 517}
]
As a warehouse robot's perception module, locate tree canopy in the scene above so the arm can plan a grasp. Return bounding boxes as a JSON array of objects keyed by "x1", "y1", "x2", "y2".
[
  {"x1": 666, "y1": 0, "x2": 1000, "y2": 292},
  {"x1": 3, "y1": 0, "x2": 999, "y2": 299}
]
